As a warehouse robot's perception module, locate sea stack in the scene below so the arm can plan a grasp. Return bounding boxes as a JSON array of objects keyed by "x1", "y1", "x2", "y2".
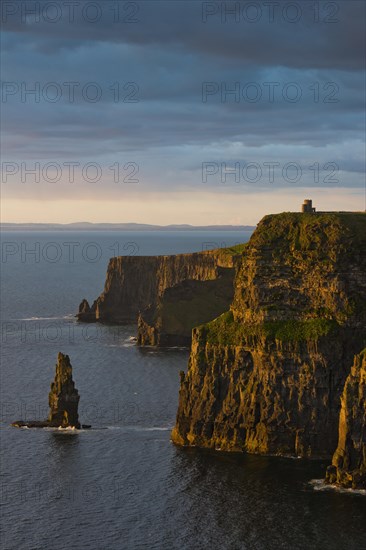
[
  {"x1": 12, "y1": 352, "x2": 85, "y2": 429},
  {"x1": 77, "y1": 298, "x2": 97, "y2": 323},
  {"x1": 48, "y1": 353, "x2": 81, "y2": 428}
]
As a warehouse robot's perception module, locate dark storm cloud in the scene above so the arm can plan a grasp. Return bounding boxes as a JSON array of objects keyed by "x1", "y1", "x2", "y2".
[
  {"x1": 1, "y1": 0, "x2": 365, "y2": 196},
  {"x1": 1, "y1": 1, "x2": 364, "y2": 70}
]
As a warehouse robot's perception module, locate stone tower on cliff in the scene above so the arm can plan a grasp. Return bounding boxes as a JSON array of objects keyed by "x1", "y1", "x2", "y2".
[{"x1": 302, "y1": 199, "x2": 316, "y2": 213}]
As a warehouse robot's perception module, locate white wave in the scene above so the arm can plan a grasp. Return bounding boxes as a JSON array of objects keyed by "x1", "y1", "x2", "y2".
[
  {"x1": 309, "y1": 479, "x2": 366, "y2": 496},
  {"x1": 105, "y1": 343, "x2": 135, "y2": 348},
  {"x1": 15, "y1": 315, "x2": 75, "y2": 321},
  {"x1": 42, "y1": 426, "x2": 83, "y2": 433},
  {"x1": 58, "y1": 426, "x2": 76, "y2": 431}
]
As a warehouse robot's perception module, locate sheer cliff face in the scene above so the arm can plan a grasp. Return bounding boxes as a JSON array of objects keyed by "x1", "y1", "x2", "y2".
[
  {"x1": 77, "y1": 249, "x2": 239, "y2": 326},
  {"x1": 326, "y1": 350, "x2": 366, "y2": 489},
  {"x1": 232, "y1": 213, "x2": 366, "y2": 326},
  {"x1": 172, "y1": 213, "x2": 366, "y2": 461},
  {"x1": 137, "y1": 267, "x2": 236, "y2": 347}
]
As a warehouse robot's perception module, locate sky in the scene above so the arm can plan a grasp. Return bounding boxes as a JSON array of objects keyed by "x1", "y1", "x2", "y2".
[{"x1": 1, "y1": 0, "x2": 365, "y2": 225}]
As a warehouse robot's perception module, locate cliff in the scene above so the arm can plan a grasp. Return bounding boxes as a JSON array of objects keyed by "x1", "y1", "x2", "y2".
[
  {"x1": 172, "y1": 213, "x2": 366, "y2": 467},
  {"x1": 77, "y1": 246, "x2": 245, "y2": 345},
  {"x1": 326, "y1": 349, "x2": 366, "y2": 489},
  {"x1": 137, "y1": 267, "x2": 236, "y2": 347}
]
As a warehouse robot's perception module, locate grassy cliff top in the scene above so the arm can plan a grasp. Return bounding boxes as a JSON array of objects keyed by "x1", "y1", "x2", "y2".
[
  {"x1": 248, "y1": 212, "x2": 366, "y2": 253},
  {"x1": 198, "y1": 212, "x2": 366, "y2": 345}
]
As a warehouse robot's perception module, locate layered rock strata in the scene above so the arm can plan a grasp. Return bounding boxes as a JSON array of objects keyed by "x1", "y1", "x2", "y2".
[
  {"x1": 47, "y1": 352, "x2": 80, "y2": 428},
  {"x1": 326, "y1": 350, "x2": 366, "y2": 489},
  {"x1": 77, "y1": 247, "x2": 245, "y2": 346},
  {"x1": 137, "y1": 267, "x2": 236, "y2": 347},
  {"x1": 172, "y1": 213, "x2": 366, "y2": 473}
]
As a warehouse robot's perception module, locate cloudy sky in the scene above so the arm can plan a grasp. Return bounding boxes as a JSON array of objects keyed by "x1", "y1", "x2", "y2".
[{"x1": 1, "y1": 0, "x2": 365, "y2": 224}]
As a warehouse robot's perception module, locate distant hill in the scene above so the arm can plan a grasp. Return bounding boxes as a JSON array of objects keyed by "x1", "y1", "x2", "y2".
[{"x1": 0, "y1": 222, "x2": 255, "y2": 232}]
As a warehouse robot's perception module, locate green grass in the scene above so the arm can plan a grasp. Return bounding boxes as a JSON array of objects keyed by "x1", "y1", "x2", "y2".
[
  {"x1": 201, "y1": 310, "x2": 339, "y2": 345},
  {"x1": 264, "y1": 318, "x2": 338, "y2": 341},
  {"x1": 250, "y1": 212, "x2": 366, "y2": 256},
  {"x1": 220, "y1": 243, "x2": 248, "y2": 255},
  {"x1": 207, "y1": 212, "x2": 365, "y2": 263}
]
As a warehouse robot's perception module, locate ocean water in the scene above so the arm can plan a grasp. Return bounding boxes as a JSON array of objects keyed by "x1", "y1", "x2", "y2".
[{"x1": 1, "y1": 231, "x2": 365, "y2": 550}]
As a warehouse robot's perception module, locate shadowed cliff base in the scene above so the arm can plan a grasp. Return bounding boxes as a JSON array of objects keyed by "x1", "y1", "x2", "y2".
[
  {"x1": 326, "y1": 349, "x2": 366, "y2": 489},
  {"x1": 137, "y1": 268, "x2": 236, "y2": 347},
  {"x1": 77, "y1": 245, "x2": 247, "y2": 346}
]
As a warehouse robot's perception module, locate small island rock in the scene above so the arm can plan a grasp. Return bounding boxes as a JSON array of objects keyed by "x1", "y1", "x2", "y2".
[
  {"x1": 48, "y1": 352, "x2": 80, "y2": 428},
  {"x1": 12, "y1": 353, "x2": 89, "y2": 429}
]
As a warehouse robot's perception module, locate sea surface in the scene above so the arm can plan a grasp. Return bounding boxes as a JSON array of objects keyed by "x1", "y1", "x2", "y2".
[{"x1": 1, "y1": 231, "x2": 365, "y2": 550}]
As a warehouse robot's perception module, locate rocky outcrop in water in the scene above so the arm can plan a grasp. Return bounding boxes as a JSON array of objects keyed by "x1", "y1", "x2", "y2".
[
  {"x1": 12, "y1": 353, "x2": 86, "y2": 429},
  {"x1": 78, "y1": 298, "x2": 96, "y2": 323},
  {"x1": 325, "y1": 350, "x2": 366, "y2": 489},
  {"x1": 172, "y1": 213, "x2": 366, "y2": 467},
  {"x1": 77, "y1": 247, "x2": 245, "y2": 346},
  {"x1": 47, "y1": 353, "x2": 80, "y2": 428}
]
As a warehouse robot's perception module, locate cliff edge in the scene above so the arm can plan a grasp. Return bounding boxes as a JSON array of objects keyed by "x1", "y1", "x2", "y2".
[{"x1": 172, "y1": 213, "x2": 366, "y2": 472}]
